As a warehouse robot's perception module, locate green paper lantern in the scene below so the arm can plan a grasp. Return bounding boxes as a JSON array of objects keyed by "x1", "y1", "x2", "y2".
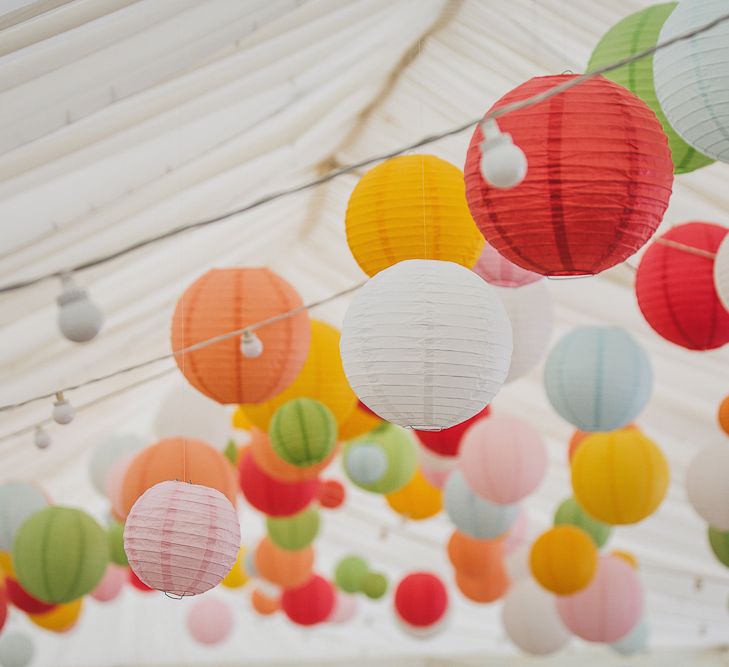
[
  {"x1": 343, "y1": 424, "x2": 417, "y2": 494},
  {"x1": 266, "y1": 508, "x2": 320, "y2": 551},
  {"x1": 13, "y1": 507, "x2": 109, "y2": 603},
  {"x1": 334, "y1": 555, "x2": 368, "y2": 593},
  {"x1": 554, "y1": 497, "x2": 612, "y2": 548},
  {"x1": 588, "y1": 2, "x2": 713, "y2": 174},
  {"x1": 708, "y1": 526, "x2": 729, "y2": 568},
  {"x1": 361, "y1": 571, "x2": 388, "y2": 600},
  {"x1": 269, "y1": 398, "x2": 337, "y2": 468},
  {"x1": 107, "y1": 521, "x2": 128, "y2": 567}
]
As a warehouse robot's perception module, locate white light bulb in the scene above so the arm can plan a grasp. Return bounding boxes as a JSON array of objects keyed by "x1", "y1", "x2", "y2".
[
  {"x1": 479, "y1": 121, "x2": 527, "y2": 189},
  {"x1": 57, "y1": 273, "x2": 104, "y2": 343},
  {"x1": 240, "y1": 331, "x2": 263, "y2": 358},
  {"x1": 52, "y1": 394, "x2": 75, "y2": 425},
  {"x1": 34, "y1": 427, "x2": 51, "y2": 450}
]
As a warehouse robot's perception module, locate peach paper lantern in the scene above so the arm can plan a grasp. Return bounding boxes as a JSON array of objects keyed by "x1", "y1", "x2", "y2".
[
  {"x1": 251, "y1": 588, "x2": 280, "y2": 616},
  {"x1": 254, "y1": 537, "x2": 314, "y2": 590}
]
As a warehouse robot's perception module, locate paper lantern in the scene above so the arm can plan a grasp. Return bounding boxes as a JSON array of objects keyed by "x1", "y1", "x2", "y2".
[
  {"x1": 0, "y1": 633, "x2": 33, "y2": 667},
  {"x1": 124, "y1": 481, "x2": 240, "y2": 597},
  {"x1": 394, "y1": 572, "x2": 448, "y2": 628},
  {"x1": 120, "y1": 437, "x2": 238, "y2": 518},
  {"x1": 221, "y1": 547, "x2": 248, "y2": 589},
  {"x1": 636, "y1": 222, "x2": 729, "y2": 350},
  {"x1": 496, "y1": 282, "x2": 553, "y2": 382},
  {"x1": 344, "y1": 155, "x2": 484, "y2": 277},
  {"x1": 249, "y1": 428, "x2": 333, "y2": 483},
  {"x1": 255, "y1": 537, "x2": 314, "y2": 589},
  {"x1": 447, "y1": 531, "x2": 504, "y2": 579},
  {"x1": 89, "y1": 434, "x2": 144, "y2": 496},
  {"x1": 530, "y1": 526, "x2": 598, "y2": 596},
  {"x1": 107, "y1": 522, "x2": 128, "y2": 567},
  {"x1": 328, "y1": 592, "x2": 357, "y2": 623},
  {"x1": 417, "y1": 445, "x2": 458, "y2": 489},
  {"x1": 473, "y1": 242, "x2": 541, "y2": 288},
  {"x1": 444, "y1": 471, "x2": 519, "y2": 540},
  {"x1": 317, "y1": 480, "x2": 345, "y2": 509},
  {"x1": 611, "y1": 617, "x2": 649, "y2": 656},
  {"x1": 554, "y1": 498, "x2": 611, "y2": 548},
  {"x1": 340, "y1": 259, "x2": 512, "y2": 430},
  {"x1": 266, "y1": 508, "x2": 320, "y2": 551},
  {"x1": 718, "y1": 395, "x2": 729, "y2": 436},
  {"x1": 128, "y1": 569, "x2": 153, "y2": 592},
  {"x1": 361, "y1": 572, "x2": 388, "y2": 600},
  {"x1": 502, "y1": 580, "x2": 570, "y2": 656},
  {"x1": 187, "y1": 597, "x2": 233, "y2": 645},
  {"x1": 686, "y1": 445, "x2": 729, "y2": 530},
  {"x1": 240, "y1": 321, "x2": 357, "y2": 430},
  {"x1": 568, "y1": 430, "x2": 588, "y2": 463},
  {"x1": 459, "y1": 413, "x2": 547, "y2": 504},
  {"x1": 334, "y1": 556, "x2": 368, "y2": 594},
  {"x1": 282, "y1": 574, "x2": 335, "y2": 626},
  {"x1": 338, "y1": 400, "x2": 382, "y2": 442},
  {"x1": 572, "y1": 429, "x2": 669, "y2": 525},
  {"x1": 239, "y1": 451, "x2": 318, "y2": 517},
  {"x1": 251, "y1": 588, "x2": 280, "y2": 616},
  {"x1": 269, "y1": 399, "x2": 337, "y2": 468},
  {"x1": 716, "y1": 235, "x2": 729, "y2": 311},
  {"x1": 0, "y1": 482, "x2": 48, "y2": 552},
  {"x1": 589, "y1": 2, "x2": 713, "y2": 173},
  {"x1": 465, "y1": 75, "x2": 673, "y2": 275},
  {"x1": 385, "y1": 468, "x2": 442, "y2": 520},
  {"x1": 708, "y1": 527, "x2": 729, "y2": 568},
  {"x1": 343, "y1": 425, "x2": 417, "y2": 494},
  {"x1": 0, "y1": 582, "x2": 6, "y2": 636},
  {"x1": 654, "y1": 0, "x2": 729, "y2": 163},
  {"x1": 455, "y1": 568, "x2": 509, "y2": 604},
  {"x1": 5, "y1": 577, "x2": 56, "y2": 615},
  {"x1": 29, "y1": 599, "x2": 83, "y2": 633},
  {"x1": 557, "y1": 556, "x2": 643, "y2": 643},
  {"x1": 171, "y1": 268, "x2": 311, "y2": 404},
  {"x1": 544, "y1": 326, "x2": 652, "y2": 432},
  {"x1": 414, "y1": 405, "x2": 491, "y2": 458},
  {"x1": 13, "y1": 507, "x2": 109, "y2": 603},
  {"x1": 91, "y1": 564, "x2": 126, "y2": 603}
]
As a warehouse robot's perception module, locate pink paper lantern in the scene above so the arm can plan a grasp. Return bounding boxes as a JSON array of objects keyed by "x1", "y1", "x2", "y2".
[
  {"x1": 503, "y1": 508, "x2": 529, "y2": 556},
  {"x1": 90, "y1": 565, "x2": 126, "y2": 603},
  {"x1": 328, "y1": 591, "x2": 358, "y2": 624},
  {"x1": 124, "y1": 481, "x2": 240, "y2": 597},
  {"x1": 473, "y1": 243, "x2": 541, "y2": 288},
  {"x1": 557, "y1": 556, "x2": 643, "y2": 643},
  {"x1": 459, "y1": 414, "x2": 547, "y2": 504},
  {"x1": 187, "y1": 597, "x2": 234, "y2": 645}
]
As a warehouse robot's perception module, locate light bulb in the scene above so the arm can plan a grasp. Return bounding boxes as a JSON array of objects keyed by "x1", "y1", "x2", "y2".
[
  {"x1": 52, "y1": 393, "x2": 75, "y2": 425},
  {"x1": 34, "y1": 426, "x2": 51, "y2": 450},
  {"x1": 57, "y1": 273, "x2": 104, "y2": 343},
  {"x1": 479, "y1": 120, "x2": 527, "y2": 189},
  {"x1": 240, "y1": 331, "x2": 263, "y2": 358}
]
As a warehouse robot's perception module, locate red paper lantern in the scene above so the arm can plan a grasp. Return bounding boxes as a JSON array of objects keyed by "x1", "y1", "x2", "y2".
[
  {"x1": 415, "y1": 405, "x2": 490, "y2": 457},
  {"x1": 239, "y1": 451, "x2": 317, "y2": 517},
  {"x1": 281, "y1": 575, "x2": 335, "y2": 626},
  {"x1": 128, "y1": 569, "x2": 154, "y2": 593},
  {"x1": 635, "y1": 222, "x2": 729, "y2": 350},
  {"x1": 394, "y1": 572, "x2": 448, "y2": 628},
  {"x1": 464, "y1": 75, "x2": 673, "y2": 276},
  {"x1": 6, "y1": 577, "x2": 57, "y2": 614},
  {"x1": 0, "y1": 582, "x2": 8, "y2": 633},
  {"x1": 317, "y1": 480, "x2": 345, "y2": 509}
]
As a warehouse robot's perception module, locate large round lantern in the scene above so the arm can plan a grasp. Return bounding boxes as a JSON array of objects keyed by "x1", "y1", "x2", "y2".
[
  {"x1": 635, "y1": 222, "x2": 729, "y2": 350},
  {"x1": 187, "y1": 597, "x2": 233, "y2": 645},
  {"x1": 0, "y1": 482, "x2": 47, "y2": 552},
  {"x1": 530, "y1": 526, "x2": 598, "y2": 596},
  {"x1": 557, "y1": 555, "x2": 643, "y2": 643},
  {"x1": 385, "y1": 468, "x2": 442, "y2": 520},
  {"x1": 473, "y1": 242, "x2": 540, "y2": 288},
  {"x1": 414, "y1": 405, "x2": 490, "y2": 458},
  {"x1": 266, "y1": 508, "x2": 320, "y2": 551},
  {"x1": 269, "y1": 399, "x2": 337, "y2": 468},
  {"x1": 124, "y1": 481, "x2": 240, "y2": 596},
  {"x1": 89, "y1": 434, "x2": 145, "y2": 495},
  {"x1": 686, "y1": 445, "x2": 729, "y2": 530},
  {"x1": 589, "y1": 3, "x2": 713, "y2": 173},
  {"x1": 715, "y1": 235, "x2": 729, "y2": 311},
  {"x1": 544, "y1": 326, "x2": 652, "y2": 432},
  {"x1": 654, "y1": 0, "x2": 729, "y2": 163},
  {"x1": 170, "y1": 268, "x2": 311, "y2": 404},
  {"x1": 120, "y1": 437, "x2": 237, "y2": 518},
  {"x1": 13, "y1": 507, "x2": 109, "y2": 603},
  {"x1": 249, "y1": 428, "x2": 333, "y2": 483},
  {"x1": 464, "y1": 75, "x2": 673, "y2": 275},
  {"x1": 394, "y1": 572, "x2": 448, "y2": 629},
  {"x1": 344, "y1": 155, "x2": 484, "y2": 277},
  {"x1": 282, "y1": 575, "x2": 335, "y2": 626},
  {"x1": 341, "y1": 259, "x2": 512, "y2": 430},
  {"x1": 254, "y1": 537, "x2": 314, "y2": 590},
  {"x1": 572, "y1": 429, "x2": 669, "y2": 525},
  {"x1": 554, "y1": 497, "x2": 611, "y2": 548}
]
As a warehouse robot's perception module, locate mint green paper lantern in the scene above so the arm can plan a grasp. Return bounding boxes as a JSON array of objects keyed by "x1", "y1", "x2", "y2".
[
  {"x1": 107, "y1": 521, "x2": 128, "y2": 566},
  {"x1": 266, "y1": 508, "x2": 320, "y2": 551},
  {"x1": 588, "y1": 2, "x2": 713, "y2": 173},
  {"x1": 13, "y1": 507, "x2": 109, "y2": 603},
  {"x1": 708, "y1": 526, "x2": 729, "y2": 568},
  {"x1": 334, "y1": 556, "x2": 369, "y2": 593},
  {"x1": 361, "y1": 571, "x2": 388, "y2": 600},
  {"x1": 269, "y1": 398, "x2": 337, "y2": 468},
  {"x1": 554, "y1": 497, "x2": 612, "y2": 548}
]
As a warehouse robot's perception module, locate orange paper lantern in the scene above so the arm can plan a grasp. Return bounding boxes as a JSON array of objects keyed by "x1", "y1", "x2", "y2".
[
  {"x1": 251, "y1": 588, "x2": 280, "y2": 616},
  {"x1": 718, "y1": 396, "x2": 729, "y2": 437},
  {"x1": 254, "y1": 537, "x2": 314, "y2": 590},
  {"x1": 447, "y1": 531, "x2": 505, "y2": 579},
  {"x1": 250, "y1": 428, "x2": 335, "y2": 483},
  {"x1": 455, "y1": 569, "x2": 509, "y2": 604}
]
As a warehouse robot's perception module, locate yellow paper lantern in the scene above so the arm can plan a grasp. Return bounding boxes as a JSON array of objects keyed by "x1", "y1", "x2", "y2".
[
  {"x1": 571, "y1": 429, "x2": 669, "y2": 525},
  {"x1": 29, "y1": 598, "x2": 83, "y2": 633},
  {"x1": 345, "y1": 155, "x2": 484, "y2": 277},
  {"x1": 385, "y1": 468, "x2": 442, "y2": 520},
  {"x1": 240, "y1": 321, "x2": 356, "y2": 431},
  {"x1": 220, "y1": 547, "x2": 249, "y2": 589},
  {"x1": 232, "y1": 407, "x2": 252, "y2": 431},
  {"x1": 530, "y1": 526, "x2": 598, "y2": 596},
  {"x1": 338, "y1": 402, "x2": 382, "y2": 442},
  {"x1": 0, "y1": 551, "x2": 13, "y2": 578}
]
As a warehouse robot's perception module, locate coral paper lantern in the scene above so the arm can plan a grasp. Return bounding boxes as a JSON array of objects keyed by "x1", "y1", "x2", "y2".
[
  {"x1": 345, "y1": 155, "x2": 484, "y2": 277},
  {"x1": 385, "y1": 468, "x2": 442, "y2": 520},
  {"x1": 719, "y1": 396, "x2": 729, "y2": 436},
  {"x1": 266, "y1": 508, "x2": 320, "y2": 551},
  {"x1": 554, "y1": 497, "x2": 611, "y2": 548},
  {"x1": 91, "y1": 564, "x2": 126, "y2": 603},
  {"x1": 171, "y1": 268, "x2": 311, "y2": 404},
  {"x1": 686, "y1": 445, "x2": 729, "y2": 530},
  {"x1": 455, "y1": 569, "x2": 509, "y2": 604},
  {"x1": 447, "y1": 531, "x2": 504, "y2": 579},
  {"x1": 255, "y1": 537, "x2": 314, "y2": 590},
  {"x1": 124, "y1": 481, "x2": 240, "y2": 597},
  {"x1": 572, "y1": 428, "x2": 669, "y2": 525},
  {"x1": 414, "y1": 405, "x2": 490, "y2": 458},
  {"x1": 473, "y1": 242, "x2": 541, "y2": 288},
  {"x1": 0, "y1": 482, "x2": 48, "y2": 552},
  {"x1": 251, "y1": 588, "x2": 280, "y2": 616},
  {"x1": 636, "y1": 222, "x2": 729, "y2": 350},
  {"x1": 394, "y1": 572, "x2": 448, "y2": 628},
  {"x1": 269, "y1": 399, "x2": 337, "y2": 468},
  {"x1": 187, "y1": 597, "x2": 234, "y2": 645},
  {"x1": 530, "y1": 526, "x2": 598, "y2": 596},
  {"x1": 282, "y1": 575, "x2": 335, "y2": 626},
  {"x1": 29, "y1": 599, "x2": 83, "y2": 633},
  {"x1": 654, "y1": 0, "x2": 729, "y2": 163},
  {"x1": 249, "y1": 428, "x2": 333, "y2": 483},
  {"x1": 317, "y1": 479, "x2": 345, "y2": 509},
  {"x1": 464, "y1": 75, "x2": 673, "y2": 276},
  {"x1": 341, "y1": 260, "x2": 512, "y2": 430}
]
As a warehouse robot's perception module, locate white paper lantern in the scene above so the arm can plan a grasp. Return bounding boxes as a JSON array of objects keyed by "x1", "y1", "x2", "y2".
[
  {"x1": 0, "y1": 482, "x2": 48, "y2": 552},
  {"x1": 0, "y1": 633, "x2": 34, "y2": 667},
  {"x1": 686, "y1": 445, "x2": 729, "y2": 530},
  {"x1": 496, "y1": 282, "x2": 553, "y2": 382},
  {"x1": 89, "y1": 433, "x2": 145, "y2": 496},
  {"x1": 714, "y1": 234, "x2": 729, "y2": 310},
  {"x1": 340, "y1": 260, "x2": 512, "y2": 430},
  {"x1": 502, "y1": 580, "x2": 570, "y2": 656},
  {"x1": 654, "y1": 0, "x2": 729, "y2": 163}
]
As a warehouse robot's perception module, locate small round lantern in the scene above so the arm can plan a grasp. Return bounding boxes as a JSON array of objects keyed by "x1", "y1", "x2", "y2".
[
  {"x1": 282, "y1": 575, "x2": 335, "y2": 626},
  {"x1": 334, "y1": 556, "x2": 368, "y2": 594},
  {"x1": 414, "y1": 405, "x2": 490, "y2": 458},
  {"x1": 708, "y1": 526, "x2": 729, "y2": 568},
  {"x1": 686, "y1": 445, "x2": 729, "y2": 530},
  {"x1": 249, "y1": 428, "x2": 334, "y2": 483},
  {"x1": 29, "y1": 599, "x2": 83, "y2": 633},
  {"x1": 317, "y1": 479, "x2": 346, "y2": 509},
  {"x1": 269, "y1": 398, "x2": 337, "y2": 468},
  {"x1": 187, "y1": 597, "x2": 233, "y2": 645},
  {"x1": 394, "y1": 572, "x2": 448, "y2": 629},
  {"x1": 361, "y1": 572, "x2": 388, "y2": 600},
  {"x1": 385, "y1": 468, "x2": 442, "y2": 520},
  {"x1": 328, "y1": 592, "x2": 358, "y2": 623},
  {"x1": 91, "y1": 564, "x2": 126, "y2": 603},
  {"x1": 220, "y1": 547, "x2": 248, "y2": 589},
  {"x1": 447, "y1": 531, "x2": 504, "y2": 579},
  {"x1": 530, "y1": 526, "x2": 598, "y2": 596},
  {"x1": 554, "y1": 497, "x2": 611, "y2": 548},
  {"x1": 718, "y1": 395, "x2": 729, "y2": 436},
  {"x1": 251, "y1": 588, "x2": 280, "y2": 616},
  {"x1": 472, "y1": 242, "x2": 541, "y2": 288},
  {"x1": 266, "y1": 508, "x2": 320, "y2": 551},
  {"x1": 254, "y1": 537, "x2": 314, "y2": 590},
  {"x1": 0, "y1": 482, "x2": 48, "y2": 552}
]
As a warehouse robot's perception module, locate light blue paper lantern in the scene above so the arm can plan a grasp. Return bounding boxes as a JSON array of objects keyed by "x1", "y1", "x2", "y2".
[
  {"x1": 344, "y1": 443, "x2": 388, "y2": 485},
  {"x1": 611, "y1": 617, "x2": 649, "y2": 656},
  {"x1": 544, "y1": 326, "x2": 652, "y2": 432},
  {"x1": 444, "y1": 471, "x2": 519, "y2": 539}
]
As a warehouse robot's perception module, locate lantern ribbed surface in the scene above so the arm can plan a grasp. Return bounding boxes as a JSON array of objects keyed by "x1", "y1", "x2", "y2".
[
  {"x1": 124, "y1": 481, "x2": 240, "y2": 597},
  {"x1": 340, "y1": 259, "x2": 512, "y2": 430},
  {"x1": 654, "y1": 0, "x2": 729, "y2": 163},
  {"x1": 464, "y1": 75, "x2": 674, "y2": 276},
  {"x1": 269, "y1": 398, "x2": 337, "y2": 468},
  {"x1": 171, "y1": 268, "x2": 310, "y2": 404},
  {"x1": 589, "y1": 2, "x2": 713, "y2": 173}
]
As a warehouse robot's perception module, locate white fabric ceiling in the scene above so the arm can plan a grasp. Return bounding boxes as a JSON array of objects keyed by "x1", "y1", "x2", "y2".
[{"x1": 0, "y1": 0, "x2": 728, "y2": 665}]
